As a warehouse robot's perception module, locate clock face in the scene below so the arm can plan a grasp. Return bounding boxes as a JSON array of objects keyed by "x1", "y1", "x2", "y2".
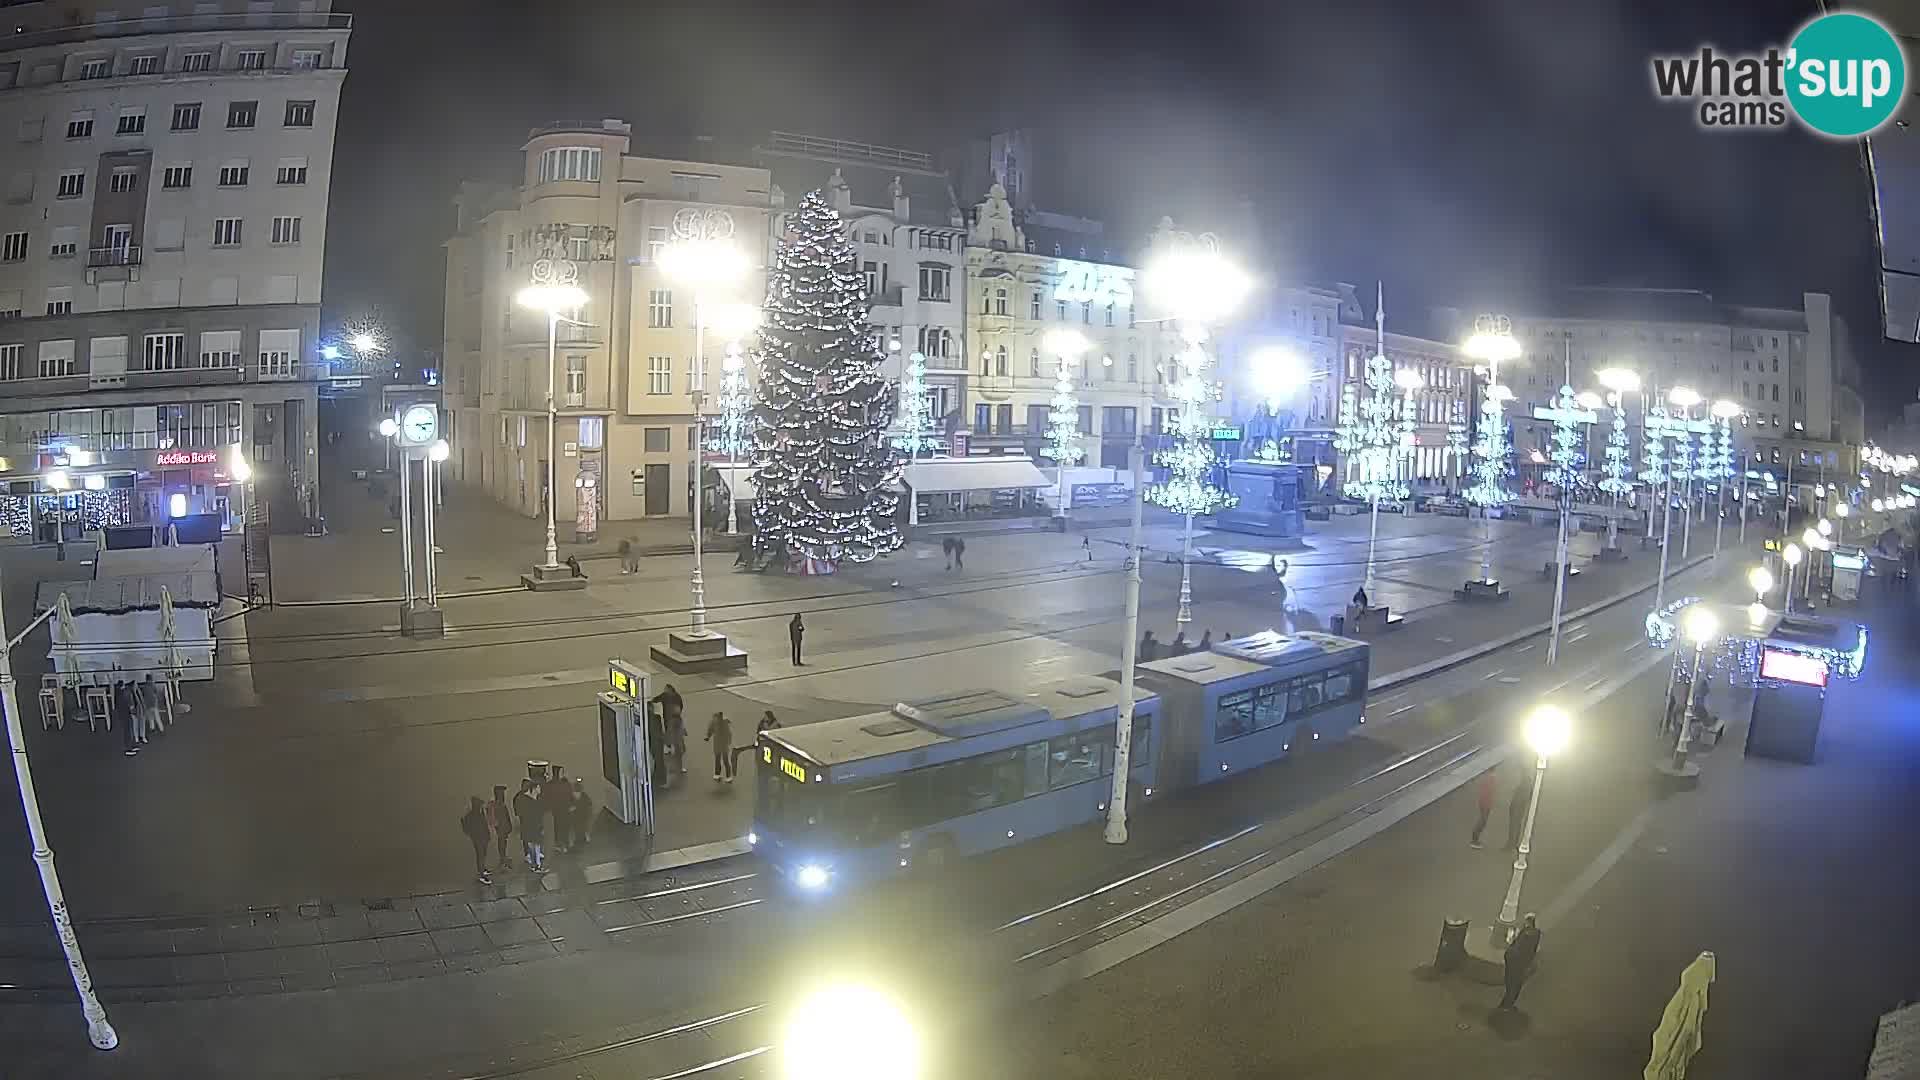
[{"x1": 400, "y1": 404, "x2": 437, "y2": 446}]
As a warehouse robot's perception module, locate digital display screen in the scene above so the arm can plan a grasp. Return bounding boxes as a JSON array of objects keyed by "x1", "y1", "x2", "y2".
[
  {"x1": 609, "y1": 666, "x2": 637, "y2": 698},
  {"x1": 780, "y1": 757, "x2": 809, "y2": 783},
  {"x1": 1761, "y1": 649, "x2": 1829, "y2": 687}
]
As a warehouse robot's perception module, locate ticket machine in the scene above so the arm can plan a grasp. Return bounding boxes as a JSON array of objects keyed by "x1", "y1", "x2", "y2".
[{"x1": 598, "y1": 659, "x2": 656, "y2": 833}]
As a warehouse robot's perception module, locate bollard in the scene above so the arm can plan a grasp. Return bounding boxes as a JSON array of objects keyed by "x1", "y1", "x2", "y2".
[{"x1": 1434, "y1": 917, "x2": 1469, "y2": 973}]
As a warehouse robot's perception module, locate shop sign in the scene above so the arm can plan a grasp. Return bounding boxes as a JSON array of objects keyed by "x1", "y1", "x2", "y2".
[{"x1": 154, "y1": 450, "x2": 221, "y2": 467}]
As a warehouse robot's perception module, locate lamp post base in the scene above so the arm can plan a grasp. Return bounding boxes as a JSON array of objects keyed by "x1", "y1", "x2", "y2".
[
  {"x1": 521, "y1": 563, "x2": 587, "y2": 592},
  {"x1": 1456, "y1": 578, "x2": 1510, "y2": 601},
  {"x1": 1653, "y1": 755, "x2": 1702, "y2": 788},
  {"x1": 399, "y1": 602, "x2": 445, "y2": 639},
  {"x1": 649, "y1": 630, "x2": 749, "y2": 675},
  {"x1": 1594, "y1": 544, "x2": 1630, "y2": 563}
]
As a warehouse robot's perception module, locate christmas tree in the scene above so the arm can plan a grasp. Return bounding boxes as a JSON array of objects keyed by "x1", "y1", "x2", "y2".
[{"x1": 748, "y1": 191, "x2": 902, "y2": 569}]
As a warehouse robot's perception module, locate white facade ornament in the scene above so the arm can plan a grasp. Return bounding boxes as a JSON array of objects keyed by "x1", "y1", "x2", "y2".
[{"x1": 670, "y1": 206, "x2": 736, "y2": 242}]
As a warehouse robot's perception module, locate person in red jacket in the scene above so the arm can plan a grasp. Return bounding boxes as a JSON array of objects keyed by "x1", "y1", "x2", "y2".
[{"x1": 1469, "y1": 769, "x2": 1497, "y2": 849}]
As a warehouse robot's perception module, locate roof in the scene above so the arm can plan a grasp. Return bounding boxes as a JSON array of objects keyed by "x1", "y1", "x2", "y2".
[
  {"x1": 1142, "y1": 630, "x2": 1366, "y2": 686},
  {"x1": 904, "y1": 456, "x2": 1050, "y2": 493},
  {"x1": 37, "y1": 572, "x2": 218, "y2": 616},
  {"x1": 1138, "y1": 650, "x2": 1273, "y2": 687},
  {"x1": 754, "y1": 139, "x2": 962, "y2": 230}
]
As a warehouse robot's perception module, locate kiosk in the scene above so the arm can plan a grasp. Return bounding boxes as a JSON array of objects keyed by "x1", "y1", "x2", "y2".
[
  {"x1": 597, "y1": 659, "x2": 656, "y2": 832},
  {"x1": 1830, "y1": 546, "x2": 1867, "y2": 603}
]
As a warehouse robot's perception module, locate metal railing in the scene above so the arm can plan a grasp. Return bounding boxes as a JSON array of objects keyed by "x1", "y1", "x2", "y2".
[
  {"x1": 4, "y1": 11, "x2": 352, "y2": 52},
  {"x1": 86, "y1": 245, "x2": 140, "y2": 268},
  {"x1": 765, "y1": 131, "x2": 932, "y2": 170}
]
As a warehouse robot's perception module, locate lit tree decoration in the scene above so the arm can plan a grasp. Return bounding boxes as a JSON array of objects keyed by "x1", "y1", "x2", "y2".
[
  {"x1": 748, "y1": 190, "x2": 902, "y2": 569},
  {"x1": 1146, "y1": 328, "x2": 1237, "y2": 518},
  {"x1": 1599, "y1": 395, "x2": 1633, "y2": 498},
  {"x1": 1045, "y1": 354, "x2": 1085, "y2": 467},
  {"x1": 1641, "y1": 404, "x2": 1670, "y2": 491},
  {"x1": 1446, "y1": 419, "x2": 1469, "y2": 474},
  {"x1": 897, "y1": 349, "x2": 937, "y2": 455},
  {"x1": 1544, "y1": 384, "x2": 1585, "y2": 501},
  {"x1": 1714, "y1": 415, "x2": 1735, "y2": 487},
  {"x1": 1670, "y1": 414, "x2": 1696, "y2": 486},
  {"x1": 1333, "y1": 382, "x2": 1360, "y2": 484},
  {"x1": 706, "y1": 343, "x2": 752, "y2": 459},
  {"x1": 1395, "y1": 375, "x2": 1419, "y2": 490},
  {"x1": 1343, "y1": 354, "x2": 1408, "y2": 502},
  {"x1": 1465, "y1": 383, "x2": 1514, "y2": 509}
]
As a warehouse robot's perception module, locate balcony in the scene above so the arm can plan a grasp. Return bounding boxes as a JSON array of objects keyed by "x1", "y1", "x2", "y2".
[
  {"x1": 510, "y1": 320, "x2": 603, "y2": 348},
  {"x1": 4, "y1": 11, "x2": 352, "y2": 52},
  {"x1": 88, "y1": 245, "x2": 141, "y2": 269}
]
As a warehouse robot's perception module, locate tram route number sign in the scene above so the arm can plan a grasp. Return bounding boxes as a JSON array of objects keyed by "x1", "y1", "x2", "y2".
[{"x1": 607, "y1": 659, "x2": 645, "y2": 700}]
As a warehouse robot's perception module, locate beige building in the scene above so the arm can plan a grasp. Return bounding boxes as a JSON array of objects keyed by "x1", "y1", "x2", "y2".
[
  {"x1": 0, "y1": 0, "x2": 349, "y2": 534},
  {"x1": 443, "y1": 121, "x2": 773, "y2": 531}
]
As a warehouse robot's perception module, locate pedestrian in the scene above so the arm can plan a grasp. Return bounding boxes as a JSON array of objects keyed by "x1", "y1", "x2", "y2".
[
  {"x1": 569, "y1": 780, "x2": 595, "y2": 850},
  {"x1": 651, "y1": 684, "x2": 684, "y2": 777},
  {"x1": 757, "y1": 709, "x2": 781, "y2": 737},
  {"x1": 1503, "y1": 779, "x2": 1529, "y2": 851},
  {"x1": 1198, "y1": 629, "x2": 1213, "y2": 651},
  {"x1": 125, "y1": 678, "x2": 148, "y2": 746},
  {"x1": 140, "y1": 673, "x2": 165, "y2": 736},
  {"x1": 461, "y1": 796, "x2": 493, "y2": 884},
  {"x1": 647, "y1": 704, "x2": 669, "y2": 786},
  {"x1": 113, "y1": 680, "x2": 138, "y2": 756},
  {"x1": 1497, "y1": 914, "x2": 1543, "y2": 1010},
  {"x1": 951, "y1": 536, "x2": 966, "y2": 570},
  {"x1": 707, "y1": 710, "x2": 735, "y2": 782},
  {"x1": 618, "y1": 538, "x2": 634, "y2": 574},
  {"x1": 667, "y1": 708, "x2": 688, "y2": 776},
  {"x1": 545, "y1": 766, "x2": 573, "y2": 854},
  {"x1": 734, "y1": 535, "x2": 752, "y2": 568},
  {"x1": 1470, "y1": 769, "x2": 1496, "y2": 849},
  {"x1": 1169, "y1": 630, "x2": 1189, "y2": 657},
  {"x1": 1352, "y1": 585, "x2": 1370, "y2": 610},
  {"x1": 789, "y1": 613, "x2": 806, "y2": 666},
  {"x1": 513, "y1": 779, "x2": 545, "y2": 872},
  {"x1": 565, "y1": 553, "x2": 586, "y2": 579},
  {"x1": 1139, "y1": 630, "x2": 1160, "y2": 662},
  {"x1": 485, "y1": 784, "x2": 514, "y2": 869},
  {"x1": 942, "y1": 536, "x2": 956, "y2": 570},
  {"x1": 1082, "y1": 535, "x2": 1093, "y2": 561}
]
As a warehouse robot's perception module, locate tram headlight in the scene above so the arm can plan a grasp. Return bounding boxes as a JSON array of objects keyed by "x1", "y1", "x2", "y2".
[
  {"x1": 747, "y1": 831, "x2": 758, "y2": 846},
  {"x1": 796, "y1": 864, "x2": 831, "y2": 890}
]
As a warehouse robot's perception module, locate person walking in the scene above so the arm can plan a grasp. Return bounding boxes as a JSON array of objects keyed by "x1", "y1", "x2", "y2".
[
  {"x1": 667, "y1": 709, "x2": 688, "y2": 776},
  {"x1": 1169, "y1": 630, "x2": 1190, "y2": 657},
  {"x1": 1351, "y1": 585, "x2": 1370, "y2": 610},
  {"x1": 734, "y1": 709, "x2": 779, "y2": 775},
  {"x1": 951, "y1": 536, "x2": 966, "y2": 571},
  {"x1": 1503, "y1": 780, "x2": 1530, "y2": 851},
  {"x1": 484, "y1": 785, "x2": 514, "y2": 869},
  {"x1": 1496, "y1": 914, "x2": 1543, "y2": 1010},
  {"x1": 513, "y1": 779, "x2": 545, "y2": 872},
  {"x1": 114, "y1": 680, "x2": 138, "y2": 756},
  {"x1": 1139, "y1": 630, "x2": 1160, "y2": 662},
  {"x1": 1197, "y1": 629, "x2": 1213, "y2": 651},
  {"x1": 706, "y1": 710, "x2": 735, "y2": 782},
  {"x1": 545, "y1": 767, "x2": 573, "y2": 854},
  {"x1": 618, "y1": 538, "x2": 635, "y2": 574},
  {"x1": 789, "y1": 613, "x2": 806, "y2": 666},
  {"x1": 569, "y1": 780, "x2": 595, "y2": 850},
  {"x1": 140, "y1": 673, "x2": 165, "y2": 736},
  {"x1": 942, "y1": 536, "x2": 956, "y2": 571},
  {"x1": 461, "y1": 796, "x2": 493, "y2": 884},
  {"x1": 651, "y1": 684, "x2": 685, "y2": 777},
  {"x1": 1082, "y1": 535, "x2": 1094, "y2": 561},
  {"x1": 1470, "y1": 769, "x2": 1497, "y2": 848}
]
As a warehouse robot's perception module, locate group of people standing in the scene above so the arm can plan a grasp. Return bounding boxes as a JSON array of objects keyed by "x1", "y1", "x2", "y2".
[
  {"x1": 646, "y1": 682, "x2": 783, "y2": 785},
  {"x1": 458, "y1": 767, "x2": 594, "y2": 885},
  {"x1": 1137, "y1": 628, "x2": 1221, "y2": 661},
  {"x1": 106, "y1": 674, "x2": 169, "y2": 757}
]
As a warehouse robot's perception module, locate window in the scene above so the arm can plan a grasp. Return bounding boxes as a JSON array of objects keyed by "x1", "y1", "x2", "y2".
[
  {"x1": 1772, "y1": 356, "x2": 1779, "y2": 373},
  {"x1": 647, "y1": 355, "x2": 672, "y2": 395},
  {"x1": 129, "y1": 54, "x2": 161, "y2": 76},
  {"x1": 283, "y1": 100, "x2": 314, "y2": 127},
  {"x1": 647, "y1": 290, "x2": 672, "y2": 328},
  {"x1": 1742, "y1": 381, "x2": 1751, "y2": 398},
  {"x1": 1029, "y1": 348, "x2": 1041, "y2": 377},
  {"x1": 104, "y1": 167, "x2": 136, "y2": 194},
  {"x1": 577, "y1": 416, "x2": 604, "y2": 450},
  {"x1": 1772, "y1": 385, "x2": 1780, "y2": 402},
  {"x1": 565, "y1": 353, "x2": 586, "y2": 397},
  {"x1": 1106, "y1": 303, "x2": 1115, "y2": 326},
  {"x1": 197, "y1": 329, "x2": 239, "y2": 368},
  {"x1": 39, "y1": 339, "x2": 75, "y2": 376},
  {"x1": 56, "y1": 171, "x2": 85, "y2": 199},
  {"x1": 1082, "y1": 301, "x2": 1092, "y2": 324},
  {"x1": 1216, "y1": 689, "x2": 1257, "y2": 741},
  {"x1": 275, "y1": 158, "x2": 307, "y2": 185},
  {"x1": 0, "y1": 344, "x2": 19, "y2": 379},
  {"x1": 537, "y1": 146, "x2": 601, "y2": 184},
  {"x1": 862, "y1": 261, "x2": 879, "y2": 295},
  {"x1": 171, "y1": 102, "x2": 200, "y2": 131},
  {"x1": 142, "y1": 332, "x2": 186, "y2": 370},
  {"x1": 1030, "y1": 291, "x2": 1042, "y2": 320},
  {"x1": 993, "y1": 288, "x2": 1008, "y2": 316},
  {"x1": 163, "y1": 164, "x2": 192, "y2": 189},
  {"x1": 918, "y1": 264, "x2": 950, "y2": 302},
  {"x1": 49, "y1": 227, "x2": 76, "y2": 257},
  {"x1": 67, "y1": 111, "x2": 94, "y2": 138},
  {"x1": 218, "y1": 161, "x2": 249, "y2": 186},
  {"x1": 643, "y1": 427, "x2": 670, "y2": 453},
  {"x1": 1793, "y1": 387, "x2": 1803, "y2": 405},
  {"x1": 211, "y1": 217, "x2": 242, "y2": 246},
  {"x1": 116, "y1": 108, "x2": 145, "y2": 135},
  {"x1": 1127, "y1": 353, "x2": 1138, "y2": 382},
  {"x1": 995, "y1": 346, "x2": 1008, "y2": 377},
  {"x1": 226, "y1": 101, "x2": 257, "y2": 128},
  {"x1": 1047, "y1": 731, "x2": 1104, "y2": 790},
  {"x1": 271, "y1": 216, "x2": 301, "y2": 245},
  {"x1": 236, "y1": 50, "x2": 267, "y2": 71},
  {"x1": 45, "y1": 286, "x2": 73, "y2": 315},
  {"x1": 80, "y1": 59, "x2": 111, "y2": 80},
  {"x1": 259, "y1": 329, "x2": 299, "y2": 377},
  {"x1": 182, "y1": 52, "x2": 212, "y2": 73},
  {"x1": 646, "y1": 226, "x2": 667, "y2": 263},
  {"x1": 290, "y1": 49, "x2": 324, "y2": 70},
  {"x1": 1, "y1": 232, "x2": 25, "y2": 262}
]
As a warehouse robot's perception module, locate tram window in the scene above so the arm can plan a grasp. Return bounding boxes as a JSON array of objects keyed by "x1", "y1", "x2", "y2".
[
  {"x1": 1323, "y1": 670, "x2": 1353, "y2": 704},
  {"x1": 1022, "y1": 741, "x2": 1050, "y2": 797},
  {"x1": 1215, "y1": 690, "x2": 1257, "y2": 741},
  {"x1": 1130, "y1": 717, "x2": 1152, "y2": 768},
  {"x1": 1253, "y1": 685, "x2": 1289, "y2": 729},
  {"x1": 1289, "y1": 676, "x2": 1325, "y2": 715},
  {"x1": 841, "y1": 782, "x2": 905, "y2": 845},
  {"x1": 1049, "y1": 731, "x2": 1103, "y2": 790}
]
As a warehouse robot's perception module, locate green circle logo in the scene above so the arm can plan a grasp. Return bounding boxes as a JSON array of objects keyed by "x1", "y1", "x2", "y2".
[{"x1": 1786, "y1": 12, "x2": 1907, "y2": 137}]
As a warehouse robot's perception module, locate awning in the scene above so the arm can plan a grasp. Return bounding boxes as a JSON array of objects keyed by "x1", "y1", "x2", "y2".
[{"x1": 904, "y1": 457, "x2": 1051, "y2": 494}]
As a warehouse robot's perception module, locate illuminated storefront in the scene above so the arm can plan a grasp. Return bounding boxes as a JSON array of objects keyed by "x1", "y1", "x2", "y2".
[{"x1": 0, "y1": 446, "x2": 250, "y2": 540}]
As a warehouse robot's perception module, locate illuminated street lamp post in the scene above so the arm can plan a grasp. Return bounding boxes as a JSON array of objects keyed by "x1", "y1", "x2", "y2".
[
  {"x1": 1659, "y1": 605, "x2": 1718, "y2": 782},
  {"x1": 515, "y1": 272, "x2": 591, "y2": 574},
  {"x1": 1748, "y1": 565, "x2": 1774, "y2": 609},
  {"x1": 1490, "y1": 703, "x2": 1571, "y2": 949},
  {"x1": 1781, "y1": 542, "x2": 1802, "y2": 615},
  {"x1": 1834, "y1": 500, "x2": 1849, "y2": 546}
]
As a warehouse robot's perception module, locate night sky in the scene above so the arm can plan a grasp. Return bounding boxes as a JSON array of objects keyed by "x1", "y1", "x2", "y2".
[{"x1": 324, "y1": 0, "x2": 1920, "y2": 424}]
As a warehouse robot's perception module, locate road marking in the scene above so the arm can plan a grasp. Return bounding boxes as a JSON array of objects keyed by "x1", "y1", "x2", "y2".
[
  {"x1": 1515, "y1": 644, "x2": 1536, "y2": 653},
  {"x1": 1584, "y1": 676, "x2": 1607, "y2": 691},
  {"x1": 1434, "y1": 636, "x2": 1455, "y2": 644},
  {"x1": 1482, "y1": 669, "x2": 1504, "y2": 680},
  {"x1": 1567, "y1": 631, "x2": 1591, "y2": 644},
  {"x1": 1541, "y1": 803, "x2": 1658, "y2": 930},
  {"x1": 1389, "y1": 704, "x2": 1416, "y2": 717},
  {"x1": 1623, "y1": 640, "x2": 1644, "y2": 653},
  {"x1": 1497, "y1": 677, "x2": 1521, "y2": 685}
]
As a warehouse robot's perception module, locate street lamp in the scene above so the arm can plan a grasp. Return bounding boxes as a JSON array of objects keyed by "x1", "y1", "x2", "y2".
[
  {"x1": 781, "y1": 983, "x2": 921, "y2": 1080},
  {"x1": 1834, "y1": 500, "x2": 1849, "y2": 545},
  {"x1": 1781, "y1": 542, "x2": 1802, "y2": 614},
  {"x1": 1662, "y1": 605, "x2": 1718, "y2": 780},
  {"x1": 661, "y1": 236, "x2": 748, "y2": 639},
  {"x1": 516, "y1": 281, "x2": 591, "y2": 573},
  {"x1": 1491, "y1": 703, "x2": 1572, "y2": 948},
  {"x1": 1748, "y1": 565, "x2": 1773, "y2": 606}
]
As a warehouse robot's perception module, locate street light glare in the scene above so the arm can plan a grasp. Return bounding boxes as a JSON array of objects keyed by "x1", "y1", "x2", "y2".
[
  {"x1": 1748, "y1": 566, "x2": 1773, "y2": 595},
  {"x1": 1142, "y1": 249, "x2": 1252, "y2": 324},
  {"x1": 1817, "y1": 518, "x2": 1832, "y2": 536},
  {"x1": 378, "y1": 418, "x2": 398, "y2": 438},
  {"x1": 1783, "y1": 542, "x2": 1803, "y2": 567},
  {"x1": 1711, "y1": 399, "x2": 1742, "y2": 419},
  {"x1": 658, "y1": 238, "x2": 749, "y2": 289},
  {"x1": 781, "y1": 983, "x2": 921, "y2": 1080},
  {"x1": 1522, "y1": 704, "x2": 1572, "y2": 757},
  {"x1": 1834, "y1": 502, "x2": 1849, "y2": 518},
  {"x1": 517, "y1": 284, "x2": 590, "y2": 314},
  {"x1": 1463, "y1": 330, "x2": 1521, "y2": 364},
  {"x1": 428, "y1": 439, "x2": 450, "y2": 463},
  {"x1": 1248, "y1": 346, "x2": 1308, "y2": 408},
  {"x1": 1596, "y1": 367, "x2": 1640, "y2": 393},
  {"x1": 1668, "y1": 386, "x2": 1702, "y2": 408},
  {"x1": 706, "y1": 301, "x2": 762, "y2": 341},
  {"x1": 350, "y1": 332, "x2": 379, "y2": 353},
  {"x1": 1393, "y1": 367, "x2": 1425, "y2": 391},
  {"x1": 1682, "y1": 605, "x2": 1719, "y2": 646},
  {"x1": 1043, "y1": 328, "x2": 1092, "y2": 358}
]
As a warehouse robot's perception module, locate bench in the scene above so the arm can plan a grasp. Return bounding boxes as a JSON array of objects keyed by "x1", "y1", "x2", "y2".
[
  {"x1": 1541, "y1": 561, "x2": 1584, "y2": 580},
  {"x1": 1345, "y1": 603, "x2": 1405, "y2": 634}
]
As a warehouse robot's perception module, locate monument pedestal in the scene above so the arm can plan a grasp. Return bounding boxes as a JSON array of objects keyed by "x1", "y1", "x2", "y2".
[
  {"x1": 1595, "y1": 544, "x2": 1629, "y2": 563},
  {"x1": 399, "y1": 602, "x2": 445, "y2": 639},
  {"x1": 1212, "y1": 460, "x2": 1311, "y2": 546},
  {"x1": 521, "y1": 563, "x2": 587, "y2": 592},
  {"x1": 649, "y1": 630, "x2": 749, "y2": 675},
  {"x1": 1456, "y1": 578, "x2": 1510, "y2": 601}
]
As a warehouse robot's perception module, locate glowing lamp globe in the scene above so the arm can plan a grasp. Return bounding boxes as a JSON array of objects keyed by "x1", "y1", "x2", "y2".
[{"x1": 1523, "y1": 705, "x2": 1572, "y2": 757}]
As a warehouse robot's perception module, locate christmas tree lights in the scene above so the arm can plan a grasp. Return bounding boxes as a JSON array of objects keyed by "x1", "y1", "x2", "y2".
[
  {"x1": 707, "y1": 344, "x2": 751, "y2": 460},
  {"x1": 1333, "y1": 382, "x2": 1359, "y2": 485},
  {"x1": 1341, "y1": 355, "x2": 1408, "y2": 504},
  {"x1": 897, "y1": 350, "x2": 936, "y2": 456},
  {"x1": 1045, "y1": 355, "x2": 1085, "y2": 467},
  {"x1": 1445, "y1": 419, "x2": 1469, "y2": 489},
  {"x1": 1599, "y1": 395, "x2": 1633, "y2": 498},
  {"x1": 748, "y1": 190, "x2": 903, "y2": 570},
  {"x1": 1146, "y1": 330, "x2": 1235, "y2": 518},
  {"x1": 1465, "y1": 383, "x2": 1513, "y2": 510}
]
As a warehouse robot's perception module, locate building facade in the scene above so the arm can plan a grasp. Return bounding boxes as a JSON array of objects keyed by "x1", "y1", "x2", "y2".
[
  {"x1": 1332, "y1": 311, "x2": 1473, "y2": 493},
  {"x1": 443, "y1": 121, "x2": 773, "y2": 530},
  {"x1": 0, "y1": 0, "x2": 347, "y2": 535}
]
